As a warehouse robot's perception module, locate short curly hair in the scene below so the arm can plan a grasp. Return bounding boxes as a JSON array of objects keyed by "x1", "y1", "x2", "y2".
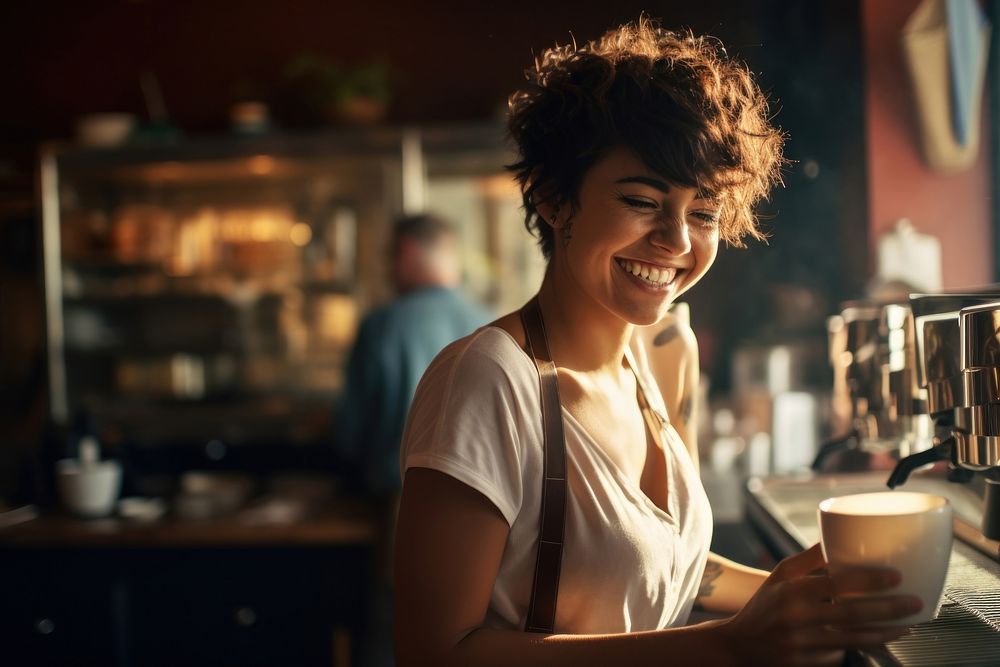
[{"x1": 507, "y1": 16, "x2": 785, "y2": 259}]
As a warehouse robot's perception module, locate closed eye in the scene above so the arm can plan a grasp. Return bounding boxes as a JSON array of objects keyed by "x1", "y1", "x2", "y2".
[
  {"x1": 616, "y1": 194, "x2": 657, "y2": 209},
  {"x1": 691, "y1": 211, "x2": 721, "y2": 226}
]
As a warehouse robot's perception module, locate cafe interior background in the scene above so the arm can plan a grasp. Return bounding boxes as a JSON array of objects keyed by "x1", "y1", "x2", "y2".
[{"x1": 1, "y1": 0, "x2": 999, "y2": 665}]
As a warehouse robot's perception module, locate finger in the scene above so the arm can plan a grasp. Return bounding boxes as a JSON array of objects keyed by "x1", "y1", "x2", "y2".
[
  {"x1": 827, "y1": 566, "x2": 902, "y2": 596},
  {"x1": 817, "y1": 595, "x2": 923, "y2": 627},
  {"x1": 788, "y1": 573, "x2": 834, "y2": 600},
  {"x1": 786, "y1": 567, "x2": 901, "y2": 605},
  {"x1": 795, "y1": 625, "x2": 910, "y2": 650},
  {"x1": 772, "y1": 543, "x2": 826, "y2": 581},
  {"x1": 789, "y1": 650, "x2": 845, "y2": 667},
  {"x1": 789, "y1": 650, "x2": 844, "y2": 667}
]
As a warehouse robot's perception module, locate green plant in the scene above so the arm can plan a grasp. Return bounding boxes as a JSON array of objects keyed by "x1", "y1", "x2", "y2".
[
  {"x1": 284, "y1": 54, "x2": 391, "y2": 106},
  {"x1": 336, "y1": 60, "x2": 391, "y2": 104}
]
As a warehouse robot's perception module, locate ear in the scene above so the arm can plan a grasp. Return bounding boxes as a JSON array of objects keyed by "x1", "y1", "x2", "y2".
[
  {"x1": 537, "y1": 207, "x2": 559, "y2": 230},
  {"x1": 529, "y1": 178, "x2": 564, "y2": 229},
  {"x1": 533, "y1": 196, "x2": 564, "y2": 230}
]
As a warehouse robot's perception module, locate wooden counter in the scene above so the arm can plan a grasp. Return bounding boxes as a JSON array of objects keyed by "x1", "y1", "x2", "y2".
[
  {"x1": 0, "y1": 499, "x2": 377, "y2": 549},
  {"x1": 0, "y1": 498, "x2": 380, "y2": 667}
]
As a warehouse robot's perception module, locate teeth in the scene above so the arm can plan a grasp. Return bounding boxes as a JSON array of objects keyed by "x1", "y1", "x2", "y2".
[{"x1": 617, "y1": 258, "x2": 678, "y2": 287}]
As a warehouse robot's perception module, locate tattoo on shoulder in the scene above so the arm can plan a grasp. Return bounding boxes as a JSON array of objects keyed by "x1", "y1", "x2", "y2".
[
  {"x1": 697, "y1": 561, "x2": 723, "y2": 599},
  {"x1": 652, "y1": 324, "x2": 679, "y2": 347}
]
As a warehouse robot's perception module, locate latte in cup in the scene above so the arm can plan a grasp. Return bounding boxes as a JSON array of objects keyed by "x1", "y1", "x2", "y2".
[{"x1": 818, "y1": 491, "x2": 952, "y2": 625}]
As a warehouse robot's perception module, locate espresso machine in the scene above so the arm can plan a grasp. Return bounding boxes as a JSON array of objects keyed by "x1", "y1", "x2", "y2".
[
  {"x1": 887, "y1": 296, "x2": 1000, "y2": 540},
  {"x1": 813, "y1": 300, "x2": 933, "y2": 470}
]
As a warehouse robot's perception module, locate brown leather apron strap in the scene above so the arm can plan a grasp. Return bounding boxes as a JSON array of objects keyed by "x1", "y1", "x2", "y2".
[{"x1": 520, "y1": 297, "x2": 567, "y2": 634}]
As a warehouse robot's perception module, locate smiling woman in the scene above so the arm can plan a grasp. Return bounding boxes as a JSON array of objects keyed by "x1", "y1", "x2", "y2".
[
  {"x1": 393, "y1": 15, "x2": 924, "y2": 667},
  {"x1": 540, "y1": 147, "x2": 722, "y2": 327}
]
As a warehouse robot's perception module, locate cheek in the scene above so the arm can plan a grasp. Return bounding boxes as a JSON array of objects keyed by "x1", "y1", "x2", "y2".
[
  {"x1": 570, "y1": 209, "x2": 638, "y2": 260},
  {"x1": 691, "y1": 233, "x2": 720, "y2": 279}
]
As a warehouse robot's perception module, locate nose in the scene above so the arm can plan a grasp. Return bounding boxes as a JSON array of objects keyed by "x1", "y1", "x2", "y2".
[{"x1": 649, "y1": 215, "x2": 692, "y2": 256}]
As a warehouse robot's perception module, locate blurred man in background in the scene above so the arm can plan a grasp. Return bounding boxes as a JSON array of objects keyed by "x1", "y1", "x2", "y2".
[
  {"x1": 335, "y1": 213, "x2": 491, "y2": 498},
  {"x1": 334, "y1": 212, "x2": 490, "y2": 667}
]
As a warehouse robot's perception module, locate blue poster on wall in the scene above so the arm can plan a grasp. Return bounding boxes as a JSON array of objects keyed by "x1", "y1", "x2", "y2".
[
  {"x1": 902, "y1": 0, "x2": 992, "y2": 172},
  {"x1": 945, "y1": 0, "x2": 989, "y2": 147}
]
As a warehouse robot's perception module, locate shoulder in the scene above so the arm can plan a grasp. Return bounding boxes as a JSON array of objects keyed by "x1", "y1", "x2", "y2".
[
  {"x1": 416, "y1": 325, "x2": 536, "y2": 399},
  {"x1": 402, "y1": 326, "x2": 541, "y2": 527},
  {"x1": 634, "y1": 305, "x2": 697, "y2": 353},
  {"x1": 484, "y1": 311, "x2": 527, "y2": 348}
]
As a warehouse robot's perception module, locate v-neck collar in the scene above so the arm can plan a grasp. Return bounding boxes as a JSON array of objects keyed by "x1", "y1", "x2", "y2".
[
  {"x1": 559, "y1": 407, "x2": 677, "y2": 525},
  {"x1": 484, "y1": 325, "x2": 678, "y2": 523}
]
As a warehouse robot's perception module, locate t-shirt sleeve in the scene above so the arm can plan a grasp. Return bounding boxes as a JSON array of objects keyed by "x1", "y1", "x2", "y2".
[{"x1": 401, "y1": 334, "x2": 532, "y2": 526}]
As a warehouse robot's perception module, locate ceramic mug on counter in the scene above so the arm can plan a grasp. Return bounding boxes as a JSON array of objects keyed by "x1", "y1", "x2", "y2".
[
  {"x1": 818, "y1": 491, "x2": 952, "y2": 625},
  {"x1": 56, "y1": 458, "x2": 122, "y2": 519}
]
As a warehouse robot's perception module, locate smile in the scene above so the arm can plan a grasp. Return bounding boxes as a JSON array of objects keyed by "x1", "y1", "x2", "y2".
[{"x1": 614, "y1": 258, "x2": 681, "y2": 289}]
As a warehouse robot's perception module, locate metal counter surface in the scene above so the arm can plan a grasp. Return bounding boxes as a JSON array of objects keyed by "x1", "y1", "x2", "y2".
[{"x1": 745, "y1": 472, "x2": 1000, "y2": 667}]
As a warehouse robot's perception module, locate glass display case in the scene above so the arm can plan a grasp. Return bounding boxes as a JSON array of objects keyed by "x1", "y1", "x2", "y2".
[{"x1": 40, "y1": 124, "x2": 541, "y2": 466}]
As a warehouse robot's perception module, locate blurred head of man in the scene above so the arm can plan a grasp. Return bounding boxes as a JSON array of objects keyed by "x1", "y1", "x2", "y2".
[{"x1": 390, "y1": 214, "x2": 461, "y2": 294}]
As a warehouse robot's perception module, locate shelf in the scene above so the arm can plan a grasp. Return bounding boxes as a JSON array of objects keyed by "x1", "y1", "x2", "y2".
[
  {"x1": 42, "y1": 121, "x2": 515, "y2": 452},
  {"x1": 51, "y1": 126, "x2": 409, "y2": 181}
]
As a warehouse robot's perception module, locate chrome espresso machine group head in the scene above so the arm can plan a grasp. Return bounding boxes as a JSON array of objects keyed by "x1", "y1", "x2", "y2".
[
  {"x1": 887, "y1": 296, "x2": 1000, "y2": 540},
  {"x1": 813, "y1": 300, "x2": 933, "y2": 470}
]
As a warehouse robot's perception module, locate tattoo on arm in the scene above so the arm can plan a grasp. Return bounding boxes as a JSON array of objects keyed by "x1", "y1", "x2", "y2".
[
  {"x1": 697, "y1": 561, "x2": 723, "y2": 600},
  {"x1": 678, "y1": 392, "x2": 693, "y2": 426}
]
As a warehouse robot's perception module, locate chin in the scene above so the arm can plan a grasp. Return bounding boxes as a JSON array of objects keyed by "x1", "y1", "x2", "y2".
[{"x1": 619, "y1": 300, "x2": 674, "y2": 327}]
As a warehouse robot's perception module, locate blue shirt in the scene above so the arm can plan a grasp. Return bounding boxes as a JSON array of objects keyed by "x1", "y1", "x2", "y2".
[{"x1": 335, "y1": 286, "x2": 491, "y2": 495}]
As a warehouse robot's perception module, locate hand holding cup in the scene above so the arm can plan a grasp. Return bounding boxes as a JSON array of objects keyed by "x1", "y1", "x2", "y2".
[{"x1": 818, "y1": 491, "x2": 952, "y2": 626}]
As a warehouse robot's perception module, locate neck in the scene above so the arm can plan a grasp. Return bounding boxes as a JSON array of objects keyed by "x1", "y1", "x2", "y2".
[
  {"x1": 397, "y1": 271, "x2": 457, "y2": 294},
  {"x1": 535, "y1": 261, "x2": 633, "y2": 374},
  {"x1": 399, "y1": 281, "x2": 448, "y2": 294}
]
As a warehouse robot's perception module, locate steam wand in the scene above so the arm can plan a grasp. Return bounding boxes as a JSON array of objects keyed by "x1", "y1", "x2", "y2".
[
  {"x1": 886, "y1": 436, "x2": 955, "y2": 489},
  {"x1": 887, "y1": 435, "x2": 1000, "y2": 541},
  {"x1": 811, "y1": 428, "x2": 859, "y2": 472}
]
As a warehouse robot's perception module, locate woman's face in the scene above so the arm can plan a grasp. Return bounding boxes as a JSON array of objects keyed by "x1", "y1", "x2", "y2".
[{"x1": 550, "y1": 146, "x2": 721, "y2": 326}]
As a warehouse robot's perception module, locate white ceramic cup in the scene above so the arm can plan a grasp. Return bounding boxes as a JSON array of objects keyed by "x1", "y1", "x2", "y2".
[
  {"x1": 56, "y1": 459, "x2": 123, "y2": 519},
  {"x1": 817, "y1": 491, "x2": 952, "y2": 625}
]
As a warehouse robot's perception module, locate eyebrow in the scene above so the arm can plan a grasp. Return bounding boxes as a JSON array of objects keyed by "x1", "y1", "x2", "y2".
[
  {"x1": 616, "y1": 175, "x2": 719, "y2": 203},
  {"x1": 615, "y1": 176, "x2": 670, "y2": 194}
]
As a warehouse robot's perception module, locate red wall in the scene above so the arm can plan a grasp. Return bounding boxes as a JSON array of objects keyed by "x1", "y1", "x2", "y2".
[{"x1": 863, "y1": 0, "x2": 993, "y2": 288}]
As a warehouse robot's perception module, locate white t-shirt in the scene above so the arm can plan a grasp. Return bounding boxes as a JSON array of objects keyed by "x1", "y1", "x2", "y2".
[{"x1": 400, "y1": 326, "x2": 713, "y2": 634}]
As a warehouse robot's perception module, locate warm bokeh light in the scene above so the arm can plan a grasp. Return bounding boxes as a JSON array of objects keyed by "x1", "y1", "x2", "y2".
[
  {"x1": 290, "y1": 222, "x2": 313, "y2": 247},
  {"x1": 248, "y1": 155, "x2": 276, "y2": 175}
]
